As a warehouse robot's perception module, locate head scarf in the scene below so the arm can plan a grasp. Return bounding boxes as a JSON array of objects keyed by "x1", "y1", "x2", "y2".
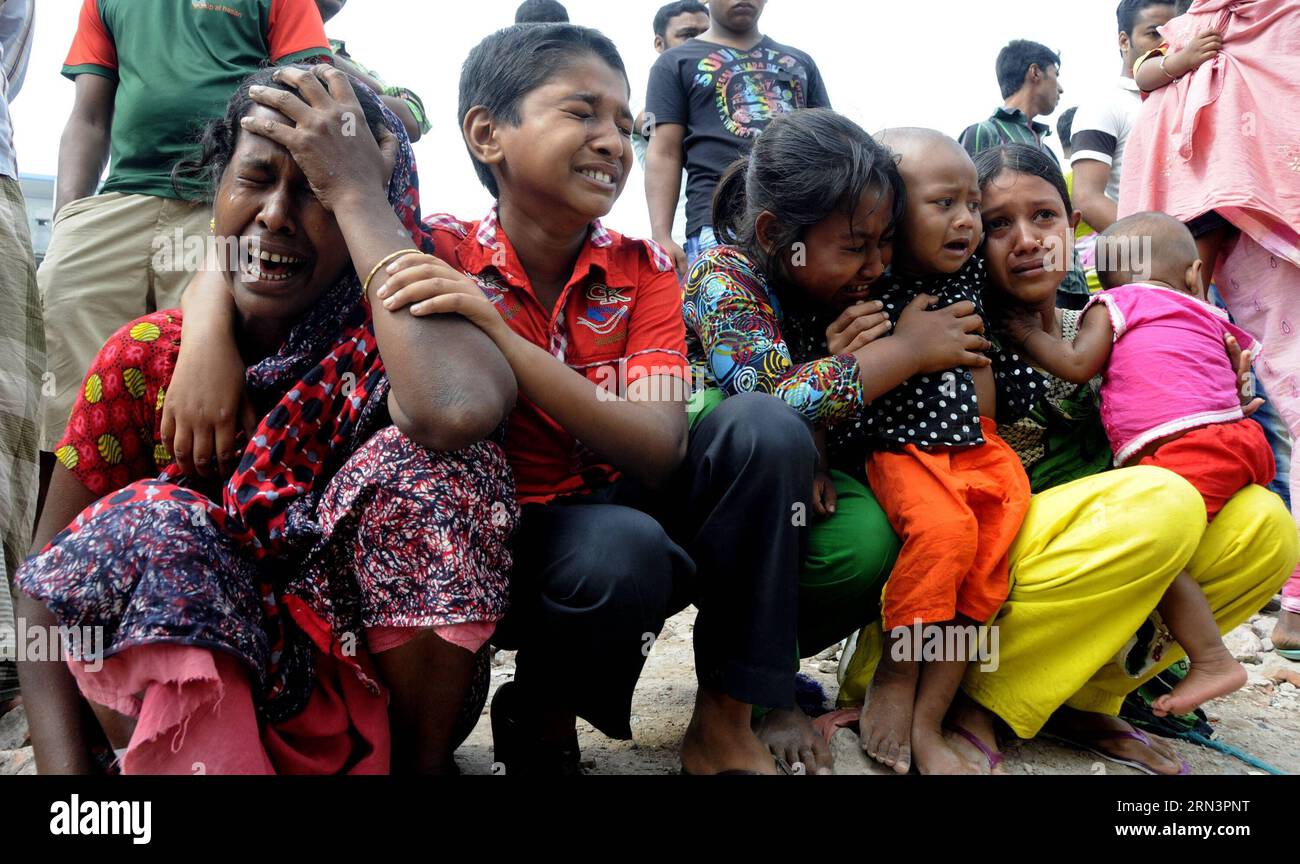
[
  {"x1": 165, "y1": 83, "x2": 423, "y2": 714},
  {"x1": 165, "y1": 83, "x2": 421, "y2": 560}
]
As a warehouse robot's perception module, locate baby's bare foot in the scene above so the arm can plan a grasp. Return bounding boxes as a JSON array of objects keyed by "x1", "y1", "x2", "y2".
[
  {"x1": 859, "y1": 660, "x2": 918, "y2": 774},
  {"x1": 1152, "y1": 650, "x2": 1247, "y2": 717}
]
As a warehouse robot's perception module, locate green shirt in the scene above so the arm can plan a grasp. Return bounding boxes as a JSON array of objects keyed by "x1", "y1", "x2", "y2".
[
  {"x1": 328, "y1": 38, "x2": 431, "y2": 136},
  {"x1": 958, "y1": 106, "x2": 1057, "y2": 161},
  {"x1": 63, "y1": 0, "x2": 332, "y2": 199}
]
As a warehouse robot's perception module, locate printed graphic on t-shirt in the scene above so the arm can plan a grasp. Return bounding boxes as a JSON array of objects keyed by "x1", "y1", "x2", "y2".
[
  {"x1": 693, "y1": 45, "x2": 808, "y2": 138},
  {"x1": 578, "y1": 283, "x2": 632, "y2": 340}
]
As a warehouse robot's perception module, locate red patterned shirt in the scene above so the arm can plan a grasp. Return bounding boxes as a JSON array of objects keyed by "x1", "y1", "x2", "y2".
[
  {"x1": 421, "y1": 209, "x2": 690, "y2": 504},
  {"x1": 54, "y1": 311, "x2": 182, "y2": 496}
]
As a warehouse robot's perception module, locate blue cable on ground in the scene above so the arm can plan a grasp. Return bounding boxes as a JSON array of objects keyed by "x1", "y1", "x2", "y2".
[{"x1": 1179, "y1": 730, "x2": 1286, "y2": 775}]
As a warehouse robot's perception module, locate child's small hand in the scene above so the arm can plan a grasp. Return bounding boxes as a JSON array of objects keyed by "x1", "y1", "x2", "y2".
[
  {"x1": 161, "y1": 309, "x2": 257, "y2": 479},
  {"x1": 1184, "y1": 28, "x2": 1223, "y2": 70},
  {"x1": 813, "y1": 470, "x2": 837, "y2": 517},
  {"x1": 1225, "y1": 333, "x2": 1265, "y2": 418},
  {"x1": 826, "y1": 300, "x2": 890, "y2": 354},
  {"x1": 1169, "y1": 28, "x2": 1223, "y2": 77},
  {"x1": 376, "y1": 252, "x2": 512, "y2": 344},
  {"x1": 1000, "y1": 305, "x2": 1043, "y2": 345},
  {"x1": 894, "y1": 293, "x2": 992, "y2": 374}
]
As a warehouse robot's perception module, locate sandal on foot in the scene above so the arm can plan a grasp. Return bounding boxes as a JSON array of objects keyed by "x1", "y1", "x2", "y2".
[
  {"x1": 811, "y1": 707, "x2": 861, "y2": 743},
  {"x1": 1044, "y1": 727, "x2": 1191, "y2": 775},
  {"x1": 944, "y1": 722, "x2": 1004, "y2": 772}
]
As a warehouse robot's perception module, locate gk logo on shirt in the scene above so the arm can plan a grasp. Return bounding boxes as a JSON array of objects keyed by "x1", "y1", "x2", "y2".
[{"x1": 586, "y1": 284, "x2": 631, "y2": 305}]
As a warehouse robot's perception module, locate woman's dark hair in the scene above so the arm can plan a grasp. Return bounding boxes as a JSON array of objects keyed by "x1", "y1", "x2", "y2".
[
  {"x1": 973, "y1": 143, "x2": 1073, "y2": 212},
  {"x1": 171, "y1": 65, "x2": 389, "y2": 202},
  {"x1": 459, "y1": 24, "x2": 628, "y2": 198},
  {"x1": 712, "y1": 108, "x2": 905, "y2": 284},
  {"x1": 1176, "y1": 0, "x2": 1194, "y2": 13}
]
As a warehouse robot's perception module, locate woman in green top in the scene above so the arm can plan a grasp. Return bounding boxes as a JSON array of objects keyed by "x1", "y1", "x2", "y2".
[{"x1": 929, "y1": 143, "x2": 1296, "y2": 774}]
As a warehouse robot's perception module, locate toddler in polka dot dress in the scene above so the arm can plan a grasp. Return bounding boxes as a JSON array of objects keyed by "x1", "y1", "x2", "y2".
[{"x1": 857, "y1": 129, "x2": 1039, "y2": 776}]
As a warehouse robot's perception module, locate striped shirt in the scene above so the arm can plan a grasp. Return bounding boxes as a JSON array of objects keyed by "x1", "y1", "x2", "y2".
[{"x1": 958, "y1": 106, "x2": 1057, "y2": 161}]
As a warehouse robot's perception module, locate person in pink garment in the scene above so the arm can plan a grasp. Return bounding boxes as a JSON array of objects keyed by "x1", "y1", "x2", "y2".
[
  {"x1": 1118, "y1": 0, "x2": 1300, "y2": 656},
  {"x1": 1006, "y1": 211, "x2": 1276, "y2": 715}
]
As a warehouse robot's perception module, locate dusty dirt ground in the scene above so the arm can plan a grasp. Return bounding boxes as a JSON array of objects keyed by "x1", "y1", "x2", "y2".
[
  {"x1": 457, "y1": 607, "x2": 1300, "y2": 776},
  {"x1": 3, "y1": 606, "x2": 1297, "y2": 776}
]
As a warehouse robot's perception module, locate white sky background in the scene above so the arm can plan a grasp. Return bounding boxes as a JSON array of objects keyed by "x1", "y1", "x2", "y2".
[{"x1": 10, "y1": 0, "x2": 1128, "y2": 237}]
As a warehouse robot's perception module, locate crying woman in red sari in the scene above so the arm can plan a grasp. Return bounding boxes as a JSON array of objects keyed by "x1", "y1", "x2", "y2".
[{"x1": 15, "y1": 65, "x2": 519, "y2": 775}]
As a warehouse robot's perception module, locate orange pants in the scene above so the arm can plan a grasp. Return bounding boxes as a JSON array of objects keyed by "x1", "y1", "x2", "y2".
[
  {"x1": 867, "y1": 417, "x2": 1031, "y2": 629},
  {"x1": 1137, "y1": 418, "x2": 1276, "y2": 520}
]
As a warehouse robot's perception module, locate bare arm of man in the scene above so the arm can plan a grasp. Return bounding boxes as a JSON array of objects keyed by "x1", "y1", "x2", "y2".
[
  {"x1": 54, "y1": 73, "x2": 115, "y2": 215},
  {"x1": 1071, "y1": 159, "x2": 1117, "y2": 232},
  {"x1": 644, "y1": 121, "x2": 688, "y2": 275}
]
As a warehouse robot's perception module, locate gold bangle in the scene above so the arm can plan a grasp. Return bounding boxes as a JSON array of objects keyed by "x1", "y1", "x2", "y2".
[
  {"x1": 1158, "y1": 54, "x2": 1178, "y2": 81},
  {"x1": 362, "y1": 248, "x2": 421, "y2": 296}
]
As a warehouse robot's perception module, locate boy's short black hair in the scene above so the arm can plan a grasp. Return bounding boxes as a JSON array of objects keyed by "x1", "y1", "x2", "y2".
[
  {"x1": 995, "y1": 40, "x2": 1061, "y2": 99},
  {"x1": 1176, "y1": 0, "x2": 1194, "y2": 13},
  {"x1": 515, "y1": 0, "x2": 569, "y2": 23},
  {"x1": 459, "y1": 24, "x2": 628, "y2": 198},
  {"x1": 1056, "y1": 106, "x2": 1078, "y2": 149},
  {"x1": 1117, "y1": 0, "x2": 1176, "y2": 34},
  {"x1": 653, "y1": 1, "x2": 708, "y2": 37}
]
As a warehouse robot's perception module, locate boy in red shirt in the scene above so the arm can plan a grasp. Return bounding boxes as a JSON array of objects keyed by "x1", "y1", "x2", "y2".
[{"x1": 379, "y1": 24, "x2": 824, "y2": 775}]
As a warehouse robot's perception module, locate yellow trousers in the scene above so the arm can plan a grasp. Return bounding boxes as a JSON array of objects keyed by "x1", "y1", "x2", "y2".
[{"x1": 842, "y1": 466, "x2": 1297, "y2": 738}]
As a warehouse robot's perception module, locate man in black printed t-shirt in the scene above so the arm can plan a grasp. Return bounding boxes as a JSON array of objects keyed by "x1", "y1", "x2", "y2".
[{"x1": 643, "y1": 0, "x2": 831, "y2": 276}]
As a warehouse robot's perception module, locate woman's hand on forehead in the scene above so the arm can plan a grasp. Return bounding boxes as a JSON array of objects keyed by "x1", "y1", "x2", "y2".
[{"x1": 242, "y1": 64, "x2": 390, "y2": 211}]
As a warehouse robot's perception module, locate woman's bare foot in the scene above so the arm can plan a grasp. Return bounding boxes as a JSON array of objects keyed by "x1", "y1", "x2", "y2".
[
  {"x1": 942, "y1": 693, "x2": 1005, "y2": 775},
  {"x1": 680, "y1": 687, "x2": 781, "y2": 775},
  {"x1": 911, "y1": 723, "x2": 980, "y2": 775},
  {"x1": 753, "y1": 707, "x2": 834, "y2": 775},
  {"x1": 1273, "y1": 610, "x2": 1300, "y2": 653},
  {"x1": 1151, "y1": 649, "x2": 1247, "y2": 717},
  {"x1": 1048, "y1": 707, "x2": 1186, "y2": 775},
  {"x1": 858, "y1": 658, "x2": 918, "y2": 774}
]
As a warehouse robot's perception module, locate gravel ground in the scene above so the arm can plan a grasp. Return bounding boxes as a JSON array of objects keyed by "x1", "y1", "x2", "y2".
[{"x1": 4, "y1": 606, "x2": 1298, "y2": 776}]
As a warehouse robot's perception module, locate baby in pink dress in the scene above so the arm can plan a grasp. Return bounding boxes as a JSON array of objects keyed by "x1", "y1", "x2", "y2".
[
  {"x1": 1007, "y1": 212, "x2": 1276, "y2": 717},
  {"x1": 1120, "y1": 0, "x2": 1300, "y2": 649}
]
